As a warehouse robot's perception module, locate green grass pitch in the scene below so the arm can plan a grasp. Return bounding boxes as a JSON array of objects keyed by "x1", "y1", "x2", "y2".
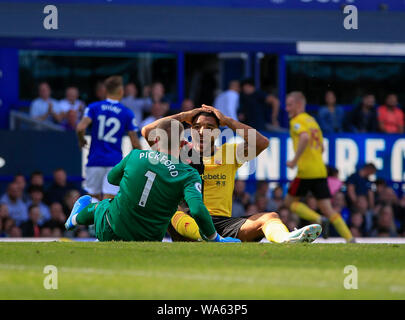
[{"x1": 0, "y1": 242, "x2": 404, "y2": 299}]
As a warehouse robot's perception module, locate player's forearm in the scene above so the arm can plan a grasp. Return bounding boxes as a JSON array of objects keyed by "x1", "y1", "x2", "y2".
[
  {"x1": 224, "y1": 116, "x2": 269, "y2": 154},
  {"x1": 187, "y1": 200, "x2": 216, "y2": 238},
  {"x1": 107, "y1": 165, "x2": 124, "y2": 186},
  {"x1": 141, "y1": 113, "x2": 184, "y2": 145},
  {"x1": 292, "y1": 134, "x2": 309, "y2": 163}
]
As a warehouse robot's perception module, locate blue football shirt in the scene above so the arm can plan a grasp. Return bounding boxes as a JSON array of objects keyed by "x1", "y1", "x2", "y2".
[{"x1": 83, "y1": 99, "x2": 139, "y2": 167}]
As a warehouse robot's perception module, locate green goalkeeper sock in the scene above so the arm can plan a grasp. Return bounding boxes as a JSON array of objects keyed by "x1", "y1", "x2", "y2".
[{"x1": 75, "y1": 203, "x2": 97, "y2": 225}]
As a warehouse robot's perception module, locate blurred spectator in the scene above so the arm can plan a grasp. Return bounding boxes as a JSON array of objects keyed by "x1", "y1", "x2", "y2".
[
  {"x1": 0, "y1": 182, "x2": 28, "y2": 226},
  {"x1": 232, "y1": 180, "x2": 251, "y2": 218},
  {"x1": 255, "y1": 194, "x2": 269, "y2": 213},
  {"x1": 42, "y1": 202, "x2": 66, "y2": 235},
  {"x1": 214, "y1": 80, "x2": 240, "y2": 121},
  {"x1": 140, "y1": 101, "x2": 169, "y2": 129},
  {"x1": 63, "y1": 109, "x2": 80, "y2": 131},
  {"x1": 234, "y1": 180, "x2": 251, "y2": 208},
  {"x1": 20, "y1": 204, "x2": 41, "y2": 237},
  {"x1": 121, "y1": 82, "x2": 152, "y2": 125},
  {"x1": 267, "y1": 185, "x2": 284, "y2": 212},
  {"x1": 13, "y1": 174, "x2": 29, "y2": 202},
  {"x1": 9, "y1": 225, "x2": 23, "y2": 238},
  {"x1": 238, "y1": 78, "x2": 280, "y2": 132},
  {"x1": 29, "y1": 171, "x2": 45, "y2": 189},
  {"x1": 62, "y1": 189, "x2": 81, "y2": 217},
  {"x1": 345, "y1": 94, "x2": 378, "y2": 133},
  {"x1": 29, "y1": 82, "x2": 63, "y2": 124},
  {"x1": 59, "y1": 86, "x2": 85, "y2": 120},
  {"x1": 372, "y1": 205, "x2": 398, "y2": 237},
  {"x1": 44, "y1": 168, "x2": 77, "y2": 205},
  {"x1": 327, "y1": 166, "x2": 343, "y2": 197},
  {"x1": 278, "y1": 206, "x2": 299, "y2": 231},
  {"x1": 375, "y1": 186, "x2": 404, "y2": 232},
  {"x1": 354, "y1": 195, "x2": 375, "y2": 236},
  {"x1": 27, "y1": 185, "x2": 51, "y2": 226},
  {"x1": 245, "y1": 203, "x2": 258, "y2": 216},
  {"x1": 346, "y1": 163, "x2": 377, "y2": 209},
  {"x1": 2, "y1": 217, "x2": 18, "y2": 237},
  {"x1": 317, "y1": 90, "x2": 344, "y2": 133},
  {"x1": 75, "y1": 226, "x2": 90, "y2": 238},
  {"x1": 0, "y1": 203, "x2": 9, "y2": 220},
  {"x1": 95, "y1": 81, "x2": 107, "y2": 101},
  {"x1": 180, "y1": 98, "x2": 194, "y2": 112},
  {"x1": 377, "y1": 93, "x2": 404, "y2": 134},
  {"x1": 332, "y1": 191, "x2": 351, "y2": 224},
  {"x1": 398, "y1": 195, "x2": 405, "y2": 235},
  {"x1": 349, "y1": 212, "x2": 365, "y2": 238},
  {"x1": 374, "y1": 178, "x2": 387, "y2": 205},
  {"x1": 150, "y1": 82, "x2": 168, "y2": 103}
]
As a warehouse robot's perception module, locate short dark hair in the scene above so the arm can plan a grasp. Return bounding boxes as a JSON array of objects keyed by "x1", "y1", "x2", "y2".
[
  {"x1": 28, "y1": 204, "x2": 39, "y2": 213},
  {"x1": 104, "y1": 76, "x2": 123, "y2": 95},
  {"x1": 30, "y1": 171, "x2": 43, "y2": 178},
  {"x1": 241, "y1": 78, "x2": 255, "y2": 87},
  {"x1": 28, "y1": 185, "x2": 44, "y2": 194},
  {"x1": 363, "y1": 163, "x2": 377, "y2": 171},
  {"x1": 191, "y1": 111, "x2": 220, "y2": 127}
]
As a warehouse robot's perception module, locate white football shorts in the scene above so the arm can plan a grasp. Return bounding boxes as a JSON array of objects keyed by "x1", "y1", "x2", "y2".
[{"x1": 84, "y1": 166, "x2": 119, "y2": 196}]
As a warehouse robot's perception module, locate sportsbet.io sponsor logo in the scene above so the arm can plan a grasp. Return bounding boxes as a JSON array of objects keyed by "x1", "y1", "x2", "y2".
[{"x1": 201, "y1": 174, "x2": 226, "y2": 180}]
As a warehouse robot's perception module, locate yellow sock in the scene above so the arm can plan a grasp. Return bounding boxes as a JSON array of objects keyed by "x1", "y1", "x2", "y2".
[
  {"x1": 330, "y1": 213, "x2": 353, "y2": 241},
  {"x1": 263, "y1": 218, "x2": 290, "y2": 243},
  {"x1": 171, "y1": 211, "x2": 202, "y2": 241},
  {"x1": 291, "y1": 201, "x2": 322, "y2": 223}
]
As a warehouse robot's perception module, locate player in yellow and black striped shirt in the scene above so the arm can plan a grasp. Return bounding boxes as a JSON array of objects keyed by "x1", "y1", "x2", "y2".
[
  {"x1": 284, "y1": 91, "x2": 354, "y2": 243},
  {"x1": 142, "y1": 104, "x2": 321, "y2": 243}
]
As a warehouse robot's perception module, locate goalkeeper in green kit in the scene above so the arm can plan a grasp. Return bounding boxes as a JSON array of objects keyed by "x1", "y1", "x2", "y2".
[{"x1": 65, "y1": 118, "x2": 240, "y2": 243}]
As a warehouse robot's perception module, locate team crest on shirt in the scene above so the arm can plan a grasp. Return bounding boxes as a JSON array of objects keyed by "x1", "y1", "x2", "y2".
[
  {"x1": 294, "y1": 123, "x2": 300, "y2": 131},
  {"x1": 132, "y1": 118, "x2": 138, "y2": 127},
  {"x1": 195, "y1": 182, "x2": 202, "y2": 193}
]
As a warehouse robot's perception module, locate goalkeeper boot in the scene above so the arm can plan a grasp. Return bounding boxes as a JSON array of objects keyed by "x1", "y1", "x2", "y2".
[
  {"x1": 283, "y1": 224, "x2": 322, "y2": 243},
  {"x1": 65, "y1": 195, "x2": 92, "y2": 230}
]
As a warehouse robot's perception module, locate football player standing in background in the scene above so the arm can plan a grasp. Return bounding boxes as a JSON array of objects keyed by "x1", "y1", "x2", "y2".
[
  {"x1": 284, "y1": 91, "x2": 354, "y2": 243},
  {"x1": 76, "y1": 76, "x2": 141, "y2": 201}
]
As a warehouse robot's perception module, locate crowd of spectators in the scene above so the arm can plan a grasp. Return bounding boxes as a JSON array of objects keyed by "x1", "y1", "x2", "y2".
[
  {"x1": 4, "y1": 77, "x2": 402, "y2": 239},
  {"x1": 0, "y1": 170, "x2": 90, "y2": 238},
  {"x1": 232, "y1": 165, "x2": 405, "y2": 238},
  {"x1": 27, "y1": 79, "x2": 404, "y2": 135},
  {"x1": 1, "y1": 164, "x2": 404, "y2": 239}
]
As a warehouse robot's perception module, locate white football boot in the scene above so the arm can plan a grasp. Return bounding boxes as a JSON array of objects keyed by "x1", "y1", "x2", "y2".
[{"x1": 282, "y1": 224, "x2": 322, "y2": 243}]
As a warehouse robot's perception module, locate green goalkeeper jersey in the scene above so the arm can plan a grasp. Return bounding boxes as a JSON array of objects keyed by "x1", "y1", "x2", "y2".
[{"x1": 106, "y1": 149, "x2": 216, "y2": 241}]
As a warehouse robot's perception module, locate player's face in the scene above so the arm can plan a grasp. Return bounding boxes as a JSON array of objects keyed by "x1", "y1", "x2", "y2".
[
  {"x1": 286, "y1": 96, "x2": 300, "y2": 119},
  {"x1": 191, "y1": 115, "x2": 219, "y2": 153}
]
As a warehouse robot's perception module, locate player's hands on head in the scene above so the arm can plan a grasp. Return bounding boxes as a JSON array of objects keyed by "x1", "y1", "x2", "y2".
[
  {"x1": 181, "y1": 107, "x2": 204, "y2": 124},
  {"x1": 201, "y1": 104, "x2": 228, "y2": 127}
]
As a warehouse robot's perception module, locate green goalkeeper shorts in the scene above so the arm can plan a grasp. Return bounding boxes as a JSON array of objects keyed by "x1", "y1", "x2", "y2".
[{"x1": 94, "y1": 199, "x2": 123, "y2": 242}]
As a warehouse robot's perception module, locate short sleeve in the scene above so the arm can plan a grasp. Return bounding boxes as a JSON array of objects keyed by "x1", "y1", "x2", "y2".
[
  {"x1": 83, "y1": 105, "x2": 94, "y2": 120},
  {"x1": 290, "y1": 118, "x2": 308, "y2": 135}
]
